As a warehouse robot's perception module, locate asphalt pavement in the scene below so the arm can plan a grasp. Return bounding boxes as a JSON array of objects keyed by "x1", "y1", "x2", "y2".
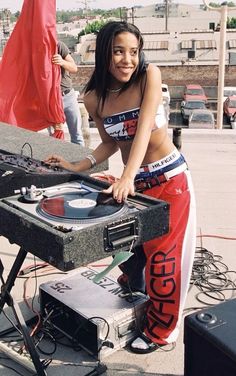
[{"x1": 0, "y1": 127, "x2": 236, "y2": 376}]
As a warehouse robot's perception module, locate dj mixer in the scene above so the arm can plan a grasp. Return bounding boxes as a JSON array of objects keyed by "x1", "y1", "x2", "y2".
[{"x1": 0, "y1": 149, "x2": 78, "y2": 198}]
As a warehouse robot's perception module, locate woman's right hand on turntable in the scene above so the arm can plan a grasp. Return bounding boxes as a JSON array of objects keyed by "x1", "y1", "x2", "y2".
[{"x1": 44, "y1": 154, "x2": 74, "y2": 171}]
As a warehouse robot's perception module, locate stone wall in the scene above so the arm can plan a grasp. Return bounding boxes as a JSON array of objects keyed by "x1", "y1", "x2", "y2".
[{"x1": 73, "y1": 65, "x2": 236, "y2": 99}]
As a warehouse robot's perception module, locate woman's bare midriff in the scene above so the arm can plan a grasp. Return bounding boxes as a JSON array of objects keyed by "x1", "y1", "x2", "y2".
[{"x1": 118, "y1": 126, "x2": 175, "y2": 166}]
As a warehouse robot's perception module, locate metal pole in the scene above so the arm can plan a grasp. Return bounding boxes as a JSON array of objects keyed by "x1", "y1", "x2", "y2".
[
  {"x1": 165, "y1": 0, "x2": 169, "y2": 32},
  {"x1": 203, "y1": 0, "x2": 236, "y2": 129},
  {"x1": 216, "y1": 5, "x2": 227, "y2": 129}
]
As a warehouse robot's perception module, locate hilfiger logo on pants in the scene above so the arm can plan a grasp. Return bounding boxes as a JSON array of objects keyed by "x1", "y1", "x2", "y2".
[{"x1": 147, "y1": 245, "x2": 177, "y2": 335}]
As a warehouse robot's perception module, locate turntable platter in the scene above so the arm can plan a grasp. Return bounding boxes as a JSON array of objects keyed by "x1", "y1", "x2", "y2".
[{"x1": 37, "y1": 191, "x2": 126, "y2": 223}]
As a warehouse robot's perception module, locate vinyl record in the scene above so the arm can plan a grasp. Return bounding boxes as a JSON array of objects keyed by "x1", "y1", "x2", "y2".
[{"x1": 37, "y1": 191, "x2": 124, "y2": 222}]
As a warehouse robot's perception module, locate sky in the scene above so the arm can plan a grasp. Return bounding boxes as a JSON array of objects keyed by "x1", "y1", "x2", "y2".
[{"x1": 0, "y1": 0, "x2": 206, "y2": 13}]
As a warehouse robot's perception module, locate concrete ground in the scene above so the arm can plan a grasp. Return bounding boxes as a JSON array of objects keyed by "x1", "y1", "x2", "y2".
[{"x1": 0, "y1": 127, "x2": 236, "y2": 376}]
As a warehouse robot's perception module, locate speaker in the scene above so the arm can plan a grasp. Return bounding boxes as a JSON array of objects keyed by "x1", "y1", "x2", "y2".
[{"x1": 184, "y1": 299, "x2": 236, "y2": 376}]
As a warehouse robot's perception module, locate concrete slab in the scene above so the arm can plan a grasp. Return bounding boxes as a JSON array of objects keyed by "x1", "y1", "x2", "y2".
[{"x1": 0, "y1": 128, "x2": 236, "y2": 376}]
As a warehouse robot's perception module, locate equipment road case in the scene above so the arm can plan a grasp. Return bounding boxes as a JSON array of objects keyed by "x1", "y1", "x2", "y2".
[{"x1": 40, "y1": 266, "x2": 148, "y2": 360}]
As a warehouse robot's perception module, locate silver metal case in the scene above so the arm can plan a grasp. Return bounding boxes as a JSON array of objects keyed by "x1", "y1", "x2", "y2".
[{"x1": 39, "y1": 267, "x2": 148, "y2": 359}]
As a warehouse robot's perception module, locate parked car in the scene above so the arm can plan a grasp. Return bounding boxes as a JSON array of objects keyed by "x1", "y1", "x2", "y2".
[
  {"x1": 181, "y1": 99, "x2": 206, "y2": 124},
  {"x1": 223, "y1": 86, "x2": 236, "y2": 101},
  {"x1": 188, "y1": 109, "x2": 215, "y2": 129},
  {"x1": 183, "y1": 84, "x2": 207, "y2": 103},
  {"x1": 230, "y1": 112, "x2": 236, "y2": 129},
  {"x1": 223, "y1": 95, "x2": 236, "y2": 122}
]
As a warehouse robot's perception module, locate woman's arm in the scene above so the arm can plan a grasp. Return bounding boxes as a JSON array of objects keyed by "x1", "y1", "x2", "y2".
[
  {"x1": 84, "y1": 99, "x2": 120, "y2": 166},
  {"x1": 45, "y1": 93, "x2": 119, "y2": 172}
]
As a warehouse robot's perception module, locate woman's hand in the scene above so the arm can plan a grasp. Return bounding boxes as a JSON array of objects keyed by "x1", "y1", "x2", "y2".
[
  {"x1": 44, "y1": 154, "x2": 73, "y2": 171},
  {"x1": 103, "y1": 176, "x2": 136, "y2": 203}
]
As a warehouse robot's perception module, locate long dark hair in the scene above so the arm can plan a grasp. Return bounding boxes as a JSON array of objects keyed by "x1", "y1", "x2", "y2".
[{"x1": 84, "y1": 21, "x2": 146, "y2": 108}]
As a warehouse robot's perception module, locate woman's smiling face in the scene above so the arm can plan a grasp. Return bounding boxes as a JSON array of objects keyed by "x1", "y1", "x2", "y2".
[{"x1": 109, "y1": 31, "x2": 139, "y2": 84}]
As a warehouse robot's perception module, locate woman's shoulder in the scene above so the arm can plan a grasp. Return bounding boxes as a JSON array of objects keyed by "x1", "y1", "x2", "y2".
[
  {"x1": 83, "y1": 90, "x2": 104, "y2": 122},
  {"x1": 146, "y1": 63, "x2": 161, "y2": 76},
  {"x1": 83, "y1": 90, "x2": 97, "y2": 110},
  {"x1": 144, "y1": 64, "x2": 162, "y2": 88}
]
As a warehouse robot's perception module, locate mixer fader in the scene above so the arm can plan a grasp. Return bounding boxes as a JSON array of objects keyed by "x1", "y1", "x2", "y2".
[{"x1": 0, "y1": 150, "x2": 62, "y2": 173}]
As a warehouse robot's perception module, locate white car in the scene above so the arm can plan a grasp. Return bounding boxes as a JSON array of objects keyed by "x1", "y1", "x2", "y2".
[{"x1": 188, "y1": 109, "x2": 215, "y2": 129}]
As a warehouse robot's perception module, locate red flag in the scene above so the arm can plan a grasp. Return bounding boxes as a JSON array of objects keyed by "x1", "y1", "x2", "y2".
[{"x1": 0, "y1": 0, "x2": 65, "y2": 131}]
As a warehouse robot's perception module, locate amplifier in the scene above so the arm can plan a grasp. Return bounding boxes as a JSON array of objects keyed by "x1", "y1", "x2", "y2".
[
  {"x1": 39, "y1": 267, "x2": 148, "y2": 360},
  {"x1": 184, "y1": 299, "x2": 236, "y2": 376}
]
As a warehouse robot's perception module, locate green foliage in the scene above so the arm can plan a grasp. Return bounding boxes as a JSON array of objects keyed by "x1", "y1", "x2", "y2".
[
  {"x1": 209, "y1": 2, "x2": 220, "y2": 6},
  {"x1": 88, "y1": 8, "x2": 120, "y2": 18},
  {"x1": 227, "y1": 17, "x2": 236, "y2": 28},
  {"x1": 78, "y1": 20, "x2": 107, "y2": 37},
  {"x1": 9, "y1": 11, "x2": 20, "y2": 21},
  {"x1": 56, "y1": 10, "x2": 83, "y2": 23},
  {"x1": 209, "y1": 1, "x2": 236, "y2": 6},
  {"x1": 56, "y1": 9, "x2": 121, "y2": 23},
  {"x1": 8, "y1": 8, "x2": 122, "y2": 24}
]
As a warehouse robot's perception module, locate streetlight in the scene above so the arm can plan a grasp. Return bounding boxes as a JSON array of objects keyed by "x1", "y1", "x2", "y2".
[{"x1": 203, "y1": 1, "x2": 236, "y2": 129}]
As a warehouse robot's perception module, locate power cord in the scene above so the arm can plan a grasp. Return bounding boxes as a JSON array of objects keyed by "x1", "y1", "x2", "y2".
[{"x1": 185, "y1": 246, "x2": 236, "y2": 314}]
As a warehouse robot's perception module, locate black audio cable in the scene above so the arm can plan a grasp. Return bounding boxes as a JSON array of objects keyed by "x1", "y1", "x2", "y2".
[
  {"x1": 184, "y1": 246, "x2": 236, "y2": 314},
  {"x1": 20, "y1": 142, "x2": 33, "y2": 158}
]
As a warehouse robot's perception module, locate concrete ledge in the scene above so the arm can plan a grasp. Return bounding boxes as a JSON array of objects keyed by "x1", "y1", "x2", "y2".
[{"x1": 0, "y1": 122, "x2": 108, "y2": 173}]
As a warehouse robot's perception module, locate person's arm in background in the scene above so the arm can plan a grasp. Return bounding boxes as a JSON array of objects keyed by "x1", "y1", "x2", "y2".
[{"x1": 52, "y1": 52, "x2": 77, "y2": 73}]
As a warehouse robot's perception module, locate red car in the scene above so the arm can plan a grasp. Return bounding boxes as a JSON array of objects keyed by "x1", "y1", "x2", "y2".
[
  {"x1": 223, "y1": 95, "x2": 236, "y2": 122},
  {"x1": 183, "y1": 84, "x2": 207, "y2": 103}
]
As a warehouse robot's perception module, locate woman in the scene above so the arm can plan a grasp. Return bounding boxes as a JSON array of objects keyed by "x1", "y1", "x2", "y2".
[{"x1": 45, "y1": 21, "x2": 196, "y2": 353}]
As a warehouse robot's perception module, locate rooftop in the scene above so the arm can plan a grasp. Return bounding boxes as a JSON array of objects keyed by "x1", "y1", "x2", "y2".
[{"x1": 0, "y1": 126, "x2": 236, "y2": 376}]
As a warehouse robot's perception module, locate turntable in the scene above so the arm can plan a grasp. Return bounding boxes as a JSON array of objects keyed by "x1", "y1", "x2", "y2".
[
  {"x1": 12, "y1": 181, "x2": 134, "y2": 230},
  {"x1": 0, "y1": 175, "x2": 169, "y2": 271}
]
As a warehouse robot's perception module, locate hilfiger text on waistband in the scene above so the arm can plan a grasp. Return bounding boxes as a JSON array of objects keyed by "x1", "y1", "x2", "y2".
[{"x1": 138, "y1": 149, "x2": 181, "y2": 174}]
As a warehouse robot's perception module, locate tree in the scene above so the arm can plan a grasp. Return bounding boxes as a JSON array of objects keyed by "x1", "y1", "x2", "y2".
[
  {"x1": 78, "y1": 20, "x2": 107, "y2": 37},
  {"x1": 209, "y1": 1, "x2": 236, "y2": 6},
  {"x1": 227, "y1": 16, "x2": 236, "y2": 27}
]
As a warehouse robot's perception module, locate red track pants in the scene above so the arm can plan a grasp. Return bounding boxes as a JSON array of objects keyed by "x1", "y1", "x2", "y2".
[{"x1": 142, "y1": 170, "x2": 196, "y2": 344}]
